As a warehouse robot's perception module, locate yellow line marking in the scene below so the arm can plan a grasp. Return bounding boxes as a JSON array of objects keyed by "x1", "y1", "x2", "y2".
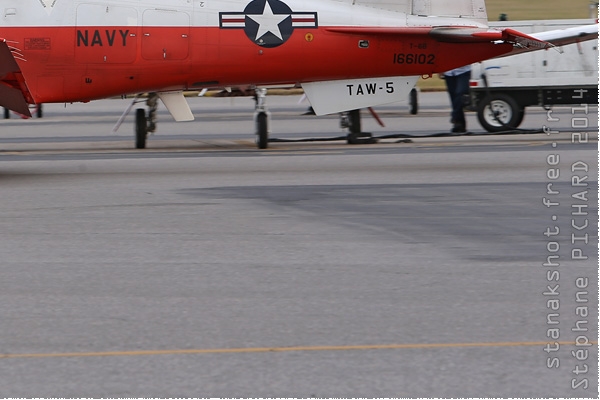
[{"x1": 1, "y1": 341, "x2": 596, "y2": 359}]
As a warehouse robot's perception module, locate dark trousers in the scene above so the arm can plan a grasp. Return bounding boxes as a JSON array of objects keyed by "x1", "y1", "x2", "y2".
[{"x1": 444, "y1": 70, "x2": 471, "y2": 128}]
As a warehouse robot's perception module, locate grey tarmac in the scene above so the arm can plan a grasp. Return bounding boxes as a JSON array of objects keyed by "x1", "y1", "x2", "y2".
[{"x1": 0, "y1": 93, "x2": 597, "y2": 397}]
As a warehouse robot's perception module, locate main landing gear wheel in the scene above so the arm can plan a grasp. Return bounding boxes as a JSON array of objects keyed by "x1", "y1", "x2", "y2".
[
  {"x1": 477, "y1": 93, "x2": 524, "y2": 132},
  {"x1": 135, "y1": 108, "x2": 147, "y2": 149},
  {"x1": 256, "y1": 112, "x2": 269, "y2": 150},
  {"x1": 3, "y1": 108, "x2": 9, "y2": 119},
  {"x1": 409, "y1": 88, "x2": 418, "y2": 115},
  {"x1": 343, "y1": 109, "x2": 375, "y2": 144},
  {"x1": 254, "y1": 88, "x2": 270, "y2": 149}
]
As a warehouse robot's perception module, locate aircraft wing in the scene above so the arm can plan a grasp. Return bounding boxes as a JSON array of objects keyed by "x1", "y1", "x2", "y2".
[
  {"x1": 493, "y1": 23, "x2": 600, "y2": 56},
  {"x1": 326, "y1": 26, "x2": 554, "y2": 49},
  {"x1": 0, "y1": 39, "x2": 33, "y2": 117},
  {"x1": 326, "y1": 23, "x2": 598, "y2": 54},
  {"x1": 529, "y1": 24, "x2": 599, "y2": 48}
]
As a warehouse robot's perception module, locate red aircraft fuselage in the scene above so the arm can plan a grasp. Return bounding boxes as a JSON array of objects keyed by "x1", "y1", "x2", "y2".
[{"x1": 0, "y1": 0, "x2": 514, "y2": 106}]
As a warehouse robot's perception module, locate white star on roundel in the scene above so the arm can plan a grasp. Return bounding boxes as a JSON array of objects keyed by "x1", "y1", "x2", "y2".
[
  {"x1": 247, "y1": 0, "x2": 290, "y2": 41},
  {"x1": 38, "y1": 0, "x2": 58, "y2": 15}
]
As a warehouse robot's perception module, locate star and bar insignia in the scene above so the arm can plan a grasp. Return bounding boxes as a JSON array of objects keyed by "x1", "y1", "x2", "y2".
[
  {"x1": 220, "y1": 0, "x2": 318, "y2": 48},
  {"x1": 37, "y1": 0, "x2": 59, "y2": 14}
]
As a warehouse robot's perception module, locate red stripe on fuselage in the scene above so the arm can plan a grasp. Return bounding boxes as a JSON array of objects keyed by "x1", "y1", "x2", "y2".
[
  {"x1": 0, "y1": 26, "x2": 512, "y2": 104},
  {"x1": 221, "y1": 18, "x2": 246, "y2": 23}
]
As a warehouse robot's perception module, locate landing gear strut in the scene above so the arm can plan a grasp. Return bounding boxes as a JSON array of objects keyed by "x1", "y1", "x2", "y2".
[
  {"x1": 134, "y1": 93, "x2": 159, "y2": 149},
  {"x1": 341, "y1": 109, "x2": 375, "y2": 144},
  {"x1": 254, "y1": 87, "x2": 270, "y2": 149}
]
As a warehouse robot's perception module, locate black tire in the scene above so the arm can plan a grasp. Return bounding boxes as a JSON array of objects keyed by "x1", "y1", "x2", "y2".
[
  {"x1": 477, "y1": 93, "x2": 524, "y2": 132},
  {"x1": 409, "y1": 88, "x2": 418, "y2": 115},
  {"x1": 4, "y1": 108, "x2": 9, "y2": 119},
  {"x1": 135, "y1": 108, "x2": 147, "y2": 149},
  {"x1": 346, "y1": 109, "x2": 363, "y2": 144},
  {"x1": 36, "y1": 104, "x2": 43, "y2": 118},
  {"x1": 256, "y1": 112, "x2": 268, "y2": 149},
  {"x1": 348, "y1": 109, "x2": 361, "y2": 134}
]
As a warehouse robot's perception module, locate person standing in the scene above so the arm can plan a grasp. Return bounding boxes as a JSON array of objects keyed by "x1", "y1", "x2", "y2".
[{"x1": 442, "y1": 65, "x2": 471, "y2": 133}]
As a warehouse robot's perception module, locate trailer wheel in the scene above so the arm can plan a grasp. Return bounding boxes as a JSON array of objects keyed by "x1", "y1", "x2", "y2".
[{"x1": 477, "y1": 93, "x2": 524, "y2": 132}]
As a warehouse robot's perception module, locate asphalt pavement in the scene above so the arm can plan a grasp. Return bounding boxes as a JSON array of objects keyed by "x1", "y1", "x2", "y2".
[{"x1": 0, "y1": 92, "x2": 597, "y2": 397}]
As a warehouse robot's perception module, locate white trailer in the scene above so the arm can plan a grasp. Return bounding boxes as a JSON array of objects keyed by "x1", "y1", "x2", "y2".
[{"x1": 470, "y1": 19, "x2": 598, "y2": 132}]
